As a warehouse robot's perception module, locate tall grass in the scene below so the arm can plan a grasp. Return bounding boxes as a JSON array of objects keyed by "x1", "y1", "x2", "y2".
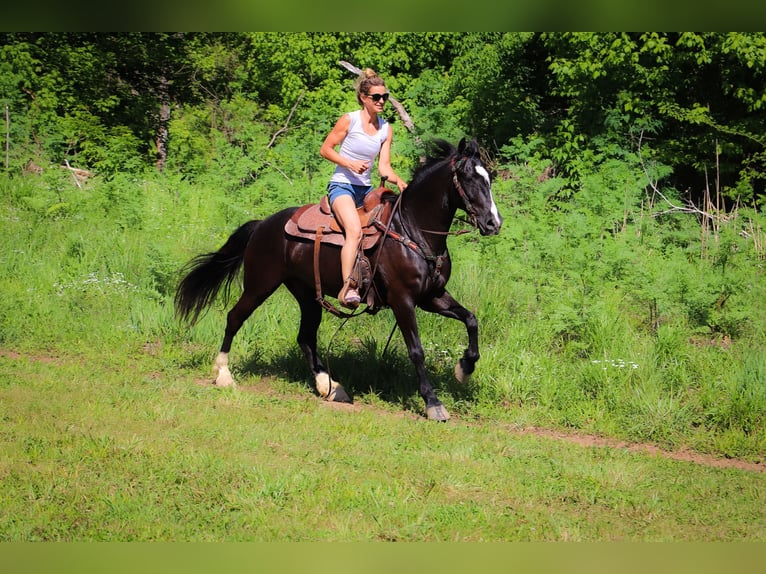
[{"x1": 1, "y1": 165, "x2": 765, "y2": 462}]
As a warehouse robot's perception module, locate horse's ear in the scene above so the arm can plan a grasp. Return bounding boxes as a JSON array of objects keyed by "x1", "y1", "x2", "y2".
[{"x1": 458, "y1": 137, "x2": 480, "y2": 158}]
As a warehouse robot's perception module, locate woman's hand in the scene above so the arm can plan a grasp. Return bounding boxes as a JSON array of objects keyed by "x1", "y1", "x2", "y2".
[{"x1": 346, "y1": 159, "x2": 370, "y2": 174}]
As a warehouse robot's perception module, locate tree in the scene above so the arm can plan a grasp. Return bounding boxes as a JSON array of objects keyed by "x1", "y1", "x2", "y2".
[
  {"x1": 2, "y1": 32, "x2": 765, "y2": 209},
  {"x1": 540, "y1": 32, "x2": 766, "y2": 205}
]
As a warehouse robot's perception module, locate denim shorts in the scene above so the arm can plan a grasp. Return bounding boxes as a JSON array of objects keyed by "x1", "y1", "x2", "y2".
[{"x1": 327, "y1": 182, "x2": 373, "y2": 209}]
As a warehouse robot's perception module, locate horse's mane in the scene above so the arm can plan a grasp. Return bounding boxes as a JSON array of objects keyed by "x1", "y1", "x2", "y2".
[{"x1": 409, "y1": 139, "x2": 457, "y2": 188}]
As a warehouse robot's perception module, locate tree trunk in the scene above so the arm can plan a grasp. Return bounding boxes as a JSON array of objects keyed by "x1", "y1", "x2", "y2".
[
  {"x1": 156, "y1": 75, "x2": 170, "y2": 172},
  {"x1": 5, "y1": 103, "x2": 9, "y2": 171}
]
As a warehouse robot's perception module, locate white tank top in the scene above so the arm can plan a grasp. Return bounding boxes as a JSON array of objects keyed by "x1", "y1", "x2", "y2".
[{"x1": 330, "y1": 110, "x2": 389, "y2": 186}]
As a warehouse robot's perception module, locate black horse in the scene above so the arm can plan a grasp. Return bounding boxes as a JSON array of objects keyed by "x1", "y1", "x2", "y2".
[{"x1": 175, "y1": 138, "x2": 502, "y2": 421}]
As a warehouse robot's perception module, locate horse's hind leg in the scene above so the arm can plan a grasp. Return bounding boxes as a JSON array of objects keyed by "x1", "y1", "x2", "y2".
[
  {"x1": 213, "y1": 283, "x2": 279, "y2": 387},
  {"x1": 286, "y1": 282, "x2": 351, "y2": 403}
]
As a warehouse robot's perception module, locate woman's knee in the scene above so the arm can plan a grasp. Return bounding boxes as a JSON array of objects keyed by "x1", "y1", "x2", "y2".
[
  {"x1": 332, "y1": 199, "x2": 361, "y2": 236},
  {"x1": 344, "y1": 218, "x2": 362, "y2": 240}
]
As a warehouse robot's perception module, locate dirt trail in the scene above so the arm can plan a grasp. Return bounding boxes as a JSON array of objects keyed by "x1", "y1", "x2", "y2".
[
  {"x1": 4, "y1": 349, "x2": 763, "y2": 474},
  {"x1": 512, "y1": 425, "x2": 765, "y2": 474},
  {"x1": 316, "y1": 387, "x2": 766, "y2": 474}
]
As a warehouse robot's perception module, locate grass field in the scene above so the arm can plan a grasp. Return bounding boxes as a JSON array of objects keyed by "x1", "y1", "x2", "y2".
[
  {"x1": 1, "y1": 171, "x2": 765, "y2": 541},
  {"x1": 1, "y1": 345, "x2": 764, "y2": 542}
]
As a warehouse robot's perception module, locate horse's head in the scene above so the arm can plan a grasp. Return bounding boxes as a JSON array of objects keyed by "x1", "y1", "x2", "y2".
[{"x1": 452, "y1": 138, "x2": 503, "y2": 236}]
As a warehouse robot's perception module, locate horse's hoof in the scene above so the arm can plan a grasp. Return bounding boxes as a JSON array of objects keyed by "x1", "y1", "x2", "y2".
[
  {"x1": 213, "y1": 378, "x2": 236, "y2": 388},
  {"x1": 315, "y1": 372, "x2": 351, "y2": 403},
  {"x1": 315, "y1": 372, "x2": 332, "y2": 397},
  {"x1": 454, "y1": 362, "x2": 471, "y2": 384},
  {"x1": 426, "y1": 404, "x2": 451, "y2": 422},
  {"x1": 327, "y1": 382, "x2": 352, "y2": 403},
  {"x1": 213, "y1": 368, "x2": 236, "y2": 388}
]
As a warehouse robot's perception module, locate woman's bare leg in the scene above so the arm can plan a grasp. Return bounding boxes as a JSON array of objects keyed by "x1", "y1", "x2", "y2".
[{"x1": 331, "y1": 194, "x2": 362, "y2": 307}]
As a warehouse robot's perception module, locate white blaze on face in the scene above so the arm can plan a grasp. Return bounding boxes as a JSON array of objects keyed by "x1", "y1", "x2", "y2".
[{"x1": 475, "y1": 165, "x2": 502, "y2": 227}]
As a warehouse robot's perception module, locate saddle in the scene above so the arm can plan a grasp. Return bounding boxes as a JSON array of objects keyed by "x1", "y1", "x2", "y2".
[
  {"x1": 284, "y1": 183, "x2": 399, "y2": 316},
  {"x1": 284, "y1": 185, "x2": 398, "y2": 250}
]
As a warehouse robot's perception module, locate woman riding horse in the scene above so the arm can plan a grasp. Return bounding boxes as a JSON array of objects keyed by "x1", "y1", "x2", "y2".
[{"x1": 175, "y1": 138, "x2": 502, "y2": 421}]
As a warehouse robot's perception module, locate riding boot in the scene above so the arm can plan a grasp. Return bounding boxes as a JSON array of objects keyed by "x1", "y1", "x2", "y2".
[{"x1": 338, "y1": 276, "x2": 361, "y2": 309}]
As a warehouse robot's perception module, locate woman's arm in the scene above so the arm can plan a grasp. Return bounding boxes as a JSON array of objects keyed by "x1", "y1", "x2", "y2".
[{"x1": 377, "y1": 124, "x2": 407, "y2": 191}]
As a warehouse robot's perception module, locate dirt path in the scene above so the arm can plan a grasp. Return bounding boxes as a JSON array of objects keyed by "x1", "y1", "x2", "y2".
[
  {"x1": 4, "y1": 348, "x2": 763, "y2": 474},
  {"x1": 315, "y1": 385, "x2": 766, "y2": 474},
  {"x1": 512, "y1": 425, "x2": 765, "y2": 474}
]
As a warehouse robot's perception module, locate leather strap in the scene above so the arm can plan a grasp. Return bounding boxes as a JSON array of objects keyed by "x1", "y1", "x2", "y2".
[
  {"x1": 313, "y1": 226, "x2": 356, "y2": 318},
  {"x1": 313, "y1": 227, "x2": 323, "y2": 302}
]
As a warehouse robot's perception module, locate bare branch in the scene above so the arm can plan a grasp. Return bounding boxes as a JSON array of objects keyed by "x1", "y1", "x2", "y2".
[
  {"x1": 62, "y1": 160, "x2": 92, "y2": 188},
  {"x1": 339, "y1": 60, "x2": 362, "y2": 76},
  {"x1": 5, "y1": 103, "x2": 9, "y2": 170},
  {"x1": 338, "y1": 60, "x2": 416, "y2": 135},
  {"x1": 267, "y1": 91, "x2": 305, "y2": 149},
  {"x1": 636, "y1": 131, "x2": 716, "y2": 222},
  {"x1": 263, "y1": 161, "x2": 292, "y2": 184},
  {"x1": 387, "y1": 97, "x2": 415, "y2": 134}
]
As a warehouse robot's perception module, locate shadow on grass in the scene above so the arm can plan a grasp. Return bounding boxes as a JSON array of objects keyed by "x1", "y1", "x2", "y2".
[{"x1": 236, "y1": 336, "x2": 479, "y2": 417}]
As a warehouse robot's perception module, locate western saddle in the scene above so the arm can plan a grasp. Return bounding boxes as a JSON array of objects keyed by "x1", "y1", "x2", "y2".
[{"x1": 284, "y1": 182, "x2": 398, "y2": 315}]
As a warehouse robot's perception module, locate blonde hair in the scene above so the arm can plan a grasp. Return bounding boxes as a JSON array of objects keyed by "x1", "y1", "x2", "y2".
[{"x1": 355, "y1": 68, "x2": 386, "y2": 105}]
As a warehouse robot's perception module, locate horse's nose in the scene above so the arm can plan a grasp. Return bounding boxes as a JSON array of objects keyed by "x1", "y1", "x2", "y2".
[{"x1": 481, "y1": 214, "x2": 502, "y2": 236}]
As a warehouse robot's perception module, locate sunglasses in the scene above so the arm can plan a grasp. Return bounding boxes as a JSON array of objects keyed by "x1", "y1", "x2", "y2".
[{"x1": 368, "y1": 92, "x2": 390, "y2": 103}]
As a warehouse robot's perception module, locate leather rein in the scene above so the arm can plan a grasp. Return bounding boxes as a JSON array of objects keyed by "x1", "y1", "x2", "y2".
[{"x1": 371, "y1": 155, "x2": 479, "y2": 276}]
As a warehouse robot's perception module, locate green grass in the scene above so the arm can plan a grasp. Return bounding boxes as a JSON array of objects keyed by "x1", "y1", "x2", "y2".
[
  {"x1": 1, "y1": 349, "x2": 764, "y2": 542},
  {"x1": 2, "y1": 171, "x2": 766, "y2": 541}
]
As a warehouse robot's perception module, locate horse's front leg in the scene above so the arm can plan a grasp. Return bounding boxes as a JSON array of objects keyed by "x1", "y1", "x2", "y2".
[
  {"x1": 390, "y1": 298, "x2": 450, "y2": 421},
  {"x1": 421, "y1": 290, "x2": 479, "y2": 384}
]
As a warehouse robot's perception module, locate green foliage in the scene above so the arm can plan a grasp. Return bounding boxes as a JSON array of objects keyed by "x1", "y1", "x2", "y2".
[
  {"x1": 703, "y1": 350, "x2": 766, "y2": 439},
  {"x1": 463, "y1": 150, "x2": 766, "y2": 456},
  {"x1": 447, "y1": 33, "x2": 541, "y2": 146},
  {"x1": 2, "y1": 146, "x2": 766, "y2": 462},
  {"x1": 538, "y1": 32, "x2": 766, "y2": 201},
  {"x1": 1, "y1": 33, "x2": 766, "y2": 465},
  {"x1": 3, "y1": 32, "x2": 765, "y2": 210}
]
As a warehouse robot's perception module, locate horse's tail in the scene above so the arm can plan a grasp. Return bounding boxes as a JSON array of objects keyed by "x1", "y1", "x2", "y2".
[{"x1": 174, "y1": 220, "x2": 261, "y2": 325}]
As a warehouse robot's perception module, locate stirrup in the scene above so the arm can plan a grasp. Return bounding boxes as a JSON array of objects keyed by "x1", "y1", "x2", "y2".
[{"x1": 338, "y1": 278, "x2": 361, "y2": 309}]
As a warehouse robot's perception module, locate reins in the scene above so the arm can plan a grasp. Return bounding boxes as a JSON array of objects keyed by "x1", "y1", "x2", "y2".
[
  {"x1": 317, "y1": 159, "x2": 477, "y2": 319},
  {"x1": 371, "y1": 155, "x2": 481, "y2": 276},
  {"x1": 311, "y1": 154, "x2": 480, "y2": 320},
  {"x1": 381, "y1": 156, "x2": 479, "y2": 240},
  {"x1": 418, "y1": 219, "x2": 475, "y2": 236}
]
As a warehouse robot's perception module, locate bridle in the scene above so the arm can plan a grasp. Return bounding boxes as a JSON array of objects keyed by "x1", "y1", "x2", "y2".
[
  {"x1": 371, "y1": 154, "x2": 483, "y2": 276},
  {"x1": 449, "y1": 157, "x2": 480, "y2": 228},
  {"x1": 403, "y1": 156, "x2": 482, "y2": 239}
]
